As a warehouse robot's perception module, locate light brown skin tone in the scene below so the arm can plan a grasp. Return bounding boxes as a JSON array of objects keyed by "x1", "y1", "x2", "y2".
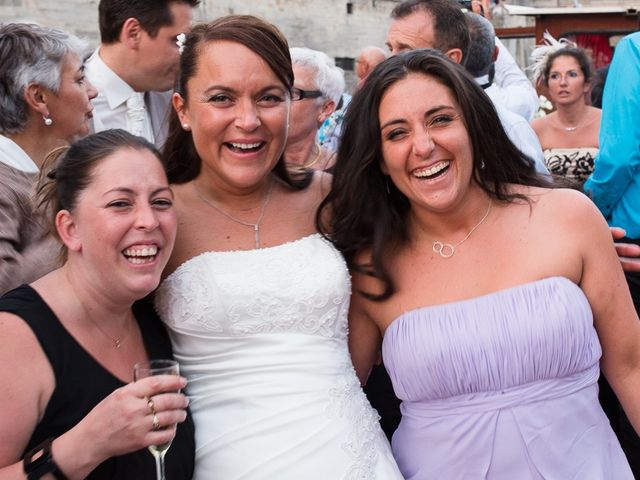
[
  {"x1": 285, "y1": 64, "x2": 335, "y2": 169},
  {"x1": 8, "y1": 53, "x2": 97, "y2": 167},
  {"x1": 355, "y1": 46, "x2": 386, "y2": 85},
  {"x1": 348, "y1": 74, "x2": 640, "y2": 438},
  {"x1": 169, "y1": 40, "x2": 331, "y2": 276},
  {"x1": 0, "y1": 149, "x2": 189, "y2": 479},
  {"x1": 385, "y1": 14, "x2": 639, "y2": 271},
  {"x1": 98, "y1": 1, "x2": 194, "y2": 92},
  {"x1": 531, "y1": 55, "x2": 600, "y2": 151}
]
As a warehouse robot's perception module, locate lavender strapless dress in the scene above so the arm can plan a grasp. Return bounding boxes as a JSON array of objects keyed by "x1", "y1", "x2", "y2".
[{"x1": 383, "y1": 277, "x2": 633, "y2": 479}]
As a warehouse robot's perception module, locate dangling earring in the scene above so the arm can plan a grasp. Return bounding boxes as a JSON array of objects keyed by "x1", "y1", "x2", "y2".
[
  {"x1": 480, "y1": 160, "x2": 486, "y2": 170},
  {"x1": 385, "y1": 177, "x2": 391, "y2": 195},
  {"x1": 43, "y1": 115, "x2": 53, "y2": 126}
]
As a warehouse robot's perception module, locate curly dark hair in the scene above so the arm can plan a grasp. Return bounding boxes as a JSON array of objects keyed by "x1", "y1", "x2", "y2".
[{"x1": 317, "y1": 49, "x2": 555, "y2": 300}]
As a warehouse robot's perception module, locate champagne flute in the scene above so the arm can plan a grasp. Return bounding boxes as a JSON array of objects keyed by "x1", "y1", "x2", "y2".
[{"x1": 133, "y1": 359, "x2": 180, "y2": 480}]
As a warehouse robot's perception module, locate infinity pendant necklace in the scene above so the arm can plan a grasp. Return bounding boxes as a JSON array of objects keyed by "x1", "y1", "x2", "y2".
[{"x1": 431, "y1": 200, "x2": 492, "y2": 259}]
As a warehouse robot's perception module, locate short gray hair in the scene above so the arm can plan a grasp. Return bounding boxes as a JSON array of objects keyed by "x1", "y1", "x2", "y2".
[
  {"x1": 290, "y1": 47, "x2": 345, "y2": 105},
  {"x1": 464, "y1": 12, "x2": 495, "y2": 78},
  {"x1": 0, "y1": 23, "x2": 89, "y2": 134}
]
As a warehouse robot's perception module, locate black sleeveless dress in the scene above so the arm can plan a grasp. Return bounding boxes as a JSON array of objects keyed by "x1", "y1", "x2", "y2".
[{"x1": 0, "y1": 285, "x2": 195, "y2": 479}]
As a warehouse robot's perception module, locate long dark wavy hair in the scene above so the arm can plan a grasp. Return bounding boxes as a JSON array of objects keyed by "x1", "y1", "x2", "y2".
[
  {"x1": 317, "y1": 49, "x2": 555, "y2": 300},
  {"x1": 162, "y1": 15, "x2": 312, "y2": 189}
]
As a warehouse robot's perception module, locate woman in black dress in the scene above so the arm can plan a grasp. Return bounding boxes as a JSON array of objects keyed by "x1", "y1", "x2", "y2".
[{"x1": 0, "y1": 130, "x2": 194, "y2": 479}]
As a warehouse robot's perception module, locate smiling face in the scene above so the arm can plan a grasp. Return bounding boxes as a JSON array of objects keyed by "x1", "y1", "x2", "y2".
[
  {"x1": 547, "y1": 55, "x2": 589, "y2": 106},
  {"x1": 63, "y1": 147, "x2": 177, "y2": 299},
  {"x1": 173, "y1": 40, "x2": 290, "y2": 192},
  {"x1": 379, "y1": 73, "x2": 478, "y2": 214},
  {"x1": 45, "y1": 53, "x2": 97, "y2": 143}
]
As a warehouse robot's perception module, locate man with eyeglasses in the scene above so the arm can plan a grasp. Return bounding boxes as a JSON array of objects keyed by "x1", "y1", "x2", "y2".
[
  {"x1": 86, "y1": 0, "x2": 198, "y2": 148},
  {"x1": 286, "y1": 47, "x2": 345, "y2": 171}
]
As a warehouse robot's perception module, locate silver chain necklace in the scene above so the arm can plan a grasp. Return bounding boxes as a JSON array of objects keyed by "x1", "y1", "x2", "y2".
[
  {"x1": 432, "y1": 200, "x2": 492, "y2": 259},
  {"x1": 195, "y1": 181, "x2": 274, "y2": 249}
]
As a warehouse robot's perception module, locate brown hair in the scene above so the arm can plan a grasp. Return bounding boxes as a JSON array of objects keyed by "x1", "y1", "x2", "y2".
[{"x1": 162, "y1": 15, "x2": 311, "y2": 190}]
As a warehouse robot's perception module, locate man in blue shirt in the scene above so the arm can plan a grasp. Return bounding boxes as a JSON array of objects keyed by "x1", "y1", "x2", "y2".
[{"x1": 584, "y1": 31, "x2": 640, "y2": 476}]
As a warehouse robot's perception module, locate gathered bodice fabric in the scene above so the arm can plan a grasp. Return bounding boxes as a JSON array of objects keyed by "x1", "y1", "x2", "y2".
[
  {"x1": 383, "y1": 277, "x2": 632, "y2": 479},
  {"x1": 155, "y1": 234, "x2": 402, "y2": 479},
  {"x1": 543, "y1": 147, "x2": 598, "y2": 184}
]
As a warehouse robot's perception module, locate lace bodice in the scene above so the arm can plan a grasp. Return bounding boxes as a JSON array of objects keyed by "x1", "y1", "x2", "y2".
[
  {"x1": 156, "y1": 234, "x2": 350, "y2": 339},
  {"x1": 154, "y1": 234, "x2": 402, "y2": 479}
]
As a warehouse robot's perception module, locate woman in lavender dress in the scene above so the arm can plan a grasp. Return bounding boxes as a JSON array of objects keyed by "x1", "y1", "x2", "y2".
[{"x1": 318, "y1": 50, "x2": 640, "y2": 479}]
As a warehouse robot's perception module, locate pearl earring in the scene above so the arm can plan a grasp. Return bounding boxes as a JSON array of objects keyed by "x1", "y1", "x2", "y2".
[
  {"x1": 43, "y1": 115, "x2": 53, "y2": 126},
  {"x1": 182, "y1": 123, "x2": 190, "y2": 131}
]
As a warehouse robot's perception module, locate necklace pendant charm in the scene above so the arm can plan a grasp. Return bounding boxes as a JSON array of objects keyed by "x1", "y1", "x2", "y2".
[
  {"x1": 114, "y1": 339, "x2": 121, "y2": 349},
  {"x1": 433, "y1": 241, "x2": 455, "y2": 258}
]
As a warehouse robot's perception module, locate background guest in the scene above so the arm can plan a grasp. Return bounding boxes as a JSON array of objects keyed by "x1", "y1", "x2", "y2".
[
  {"x1": 319, "y1": 49, "x2": 639, "y2": 479},
  {"x1": 465, "y1": 12, "x2": 548, "y2": 175},
  {"x1": 285, "y1": 47, "x2": 345, "y2": 171},
  {"x1": 86, "y1": 0, "x2": 198, "y2": 147},
  {"x1": 531, "y1": 35, "x2": 600, "y2": 185},
  {"x1": 355, "y1": 45, "x2": 386, "y2": 88},
  {"x1": 0, "y1": 130, "x2": 194, "y2": 479},
  {"x1": 584, "y1": 31, "x2": 640, "y2": 476},
  {"x1": 387, "y1": 0, "x2": 538, "y2": 121},
  {"x1": 0, "y1": 23, "x2": 97, "y2": 295}
]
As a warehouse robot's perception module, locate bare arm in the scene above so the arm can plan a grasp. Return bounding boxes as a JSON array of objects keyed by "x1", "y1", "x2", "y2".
[
  {"x1": 348, "y1": 272, "x2": 383, "y2": 385},
  {"x1": 578, "y1": 205, "x2": 640, "y2": 434},
  {"x1": 0, "y1": 312, "x2": 189, "y2": 479}
]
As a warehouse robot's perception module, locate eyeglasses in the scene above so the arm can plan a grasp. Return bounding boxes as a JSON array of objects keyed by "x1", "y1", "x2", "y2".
[{"x1": 291, "y1": 88, "x2": 324, "y2": 101}]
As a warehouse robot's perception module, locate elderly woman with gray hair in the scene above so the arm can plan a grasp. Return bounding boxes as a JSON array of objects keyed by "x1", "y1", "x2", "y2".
[
  {"x1": 285, "y1": 47, "x2": 345, "y2": 171},
  {"x1": 0, "y1": 23, "x2": 97, "y2": 294}
]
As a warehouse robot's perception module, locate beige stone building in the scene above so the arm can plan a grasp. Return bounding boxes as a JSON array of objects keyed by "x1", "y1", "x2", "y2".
[{"x1": 1, "y1": 0, "x2": 638, "y2": 88}]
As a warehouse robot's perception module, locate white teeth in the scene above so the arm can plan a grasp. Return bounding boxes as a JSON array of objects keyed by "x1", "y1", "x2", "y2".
[
  {"x1": 230, "y1": 142, "x2": 261, "y2": 150},
  {"x1": 414, "y1": 161, "x2": 449, "y2": 178},
  {"x1": 123, "y1": 246, "x2": 158, "y2": 257}
]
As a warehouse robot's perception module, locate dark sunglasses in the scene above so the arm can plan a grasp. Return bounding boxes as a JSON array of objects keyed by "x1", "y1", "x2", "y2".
[{"x1": 291, "y1": 88, "x2": 324, "y2": 101}]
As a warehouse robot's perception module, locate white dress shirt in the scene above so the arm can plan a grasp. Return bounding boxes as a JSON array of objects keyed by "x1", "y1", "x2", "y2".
[
  {"x1": 0, "y1": 135, "x2": 39, "y2": 173},
  {"x1": 493, "y1": 38, "x2": 539, "y2": 122},
  {"x1": 85, "y1": 49, "x2": 156, "y2": 144}
]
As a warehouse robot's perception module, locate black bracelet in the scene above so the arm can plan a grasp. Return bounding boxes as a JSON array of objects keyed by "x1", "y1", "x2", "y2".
[{"x1": 23, "y1": 438, "x2": 69, "y2": 480}]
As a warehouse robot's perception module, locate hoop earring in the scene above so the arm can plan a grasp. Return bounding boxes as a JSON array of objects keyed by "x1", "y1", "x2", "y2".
[{"x1": 43, "y1": 115, "x2": 53, "y2": 126}]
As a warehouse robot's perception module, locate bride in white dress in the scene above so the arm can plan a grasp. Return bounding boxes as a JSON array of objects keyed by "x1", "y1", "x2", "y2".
[{"x1": 156, "y1": 15, "x2": 403, "y2": 479}]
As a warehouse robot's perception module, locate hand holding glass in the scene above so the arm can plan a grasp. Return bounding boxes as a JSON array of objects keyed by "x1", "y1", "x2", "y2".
[{"x1": 133, "y1": 359, "x2": 180, "y2": 480}]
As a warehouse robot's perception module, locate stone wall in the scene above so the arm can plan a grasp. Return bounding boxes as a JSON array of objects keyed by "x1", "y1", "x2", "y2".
[{"x1": 2, "y1": 0, "x2": 638, "y2": 90}]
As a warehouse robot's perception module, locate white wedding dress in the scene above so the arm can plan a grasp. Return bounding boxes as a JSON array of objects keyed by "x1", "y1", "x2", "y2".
[{"x1": 154, "y1": 234, "x2": 402, "y2": 479}]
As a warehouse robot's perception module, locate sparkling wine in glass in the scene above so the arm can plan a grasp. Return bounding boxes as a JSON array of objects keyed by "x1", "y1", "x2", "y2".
[{"x1": 133, "y1": 359, "x2": 180, "y2": 480}]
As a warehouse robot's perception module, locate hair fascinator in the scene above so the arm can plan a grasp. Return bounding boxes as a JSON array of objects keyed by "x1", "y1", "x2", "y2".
[{"x1": 529, "y1": 31, "x2": 577, "y2": 82}]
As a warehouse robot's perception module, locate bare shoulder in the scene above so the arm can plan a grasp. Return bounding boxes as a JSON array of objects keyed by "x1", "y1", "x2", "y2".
[
  {"x1": 523, "y1": 187, "x2": 609, "y2": 239},
  {"x1": 0, "y1": 310, "x2": 53, "y2": 461}
]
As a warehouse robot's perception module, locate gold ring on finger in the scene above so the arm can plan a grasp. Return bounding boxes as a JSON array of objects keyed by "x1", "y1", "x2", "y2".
[
  {"x1": 152, "y1": 413, "x2": 161, "y2": 431},
  {"x1": 146, "y1": 396, "x2": 156, "y2": 415}
]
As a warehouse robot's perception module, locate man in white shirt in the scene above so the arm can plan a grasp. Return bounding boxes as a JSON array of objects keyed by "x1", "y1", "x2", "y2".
[
  {"x1": 465, "y1": 12, "x2": 547, "y2": 173},
  {"x1": 86, "y1": 0, "x2": 198, "y2": 148}
]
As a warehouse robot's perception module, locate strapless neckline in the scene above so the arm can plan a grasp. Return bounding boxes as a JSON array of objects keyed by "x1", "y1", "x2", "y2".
[{"x1": 385, "y1": 276, "x2": 579, "y2": 336}]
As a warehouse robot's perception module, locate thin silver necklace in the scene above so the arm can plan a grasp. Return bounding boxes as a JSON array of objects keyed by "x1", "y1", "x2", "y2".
[
  {"x1": 431, "y1": 200, "x2": 492, "y2": 259},
  {"x1": 195, "y1": 180, "x2": 274, "y2": 249}
]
